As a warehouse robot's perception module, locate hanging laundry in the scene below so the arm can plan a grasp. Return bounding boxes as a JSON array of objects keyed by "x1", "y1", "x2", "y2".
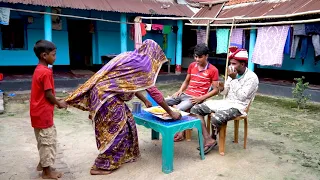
[
  {"x1": 312, "y1": 35, "x2": 320, "y2": 65},
  {"x1": 0, "y1": 7, "x2": 10, "y2": 25},
  {"x1": 216, "y1": 29, "x2": 230, "y2": 54},
  {"x1": 134, "y1": 23, "x2": 142, "y2": 49},
  {"x1": 163, "y1": 25, "x2": 171, "y2": 34},
  {"x1": 305, "y1": 23, "x2": 320, "y2": 65},
  {"x1": 172, "y1": 26, "x2": 178, "y2": 33},
  {"x1": 290, "y1": 36, "x2": 309, "y2": 65},
  {"x1": 291, "y1": 24, "x2": 308, "y2": 60},
  {"x1": 130, "y1": 25, "x2": 134, "y2": 40},
  {"x1": 146, "y1": 24, "x2": 152, "y2": 31},
  {"x1": 152, "y1": 24, "x2": 163, "y2": 33},
  {"x1": 283, "y1": 27, "x2": 292, "y2": 55},
  {"x1": 305, "y1": 23, "x2": 320, "y2": 35},
  {"x1": 196, "y1": 29, "x2": 206, "y2": 44},
  {"x1": 230, "y1": 28, "x2": 244, "y2": 48},
  {"x1": 140, "y1": 23, "x2": 146, "y2": 36},
  {"x1": 252, "y1": 26, "x2": 290, "y2": 67},
  {"x1": 163, "y1": 34, "x2": 167, "y2": 50},
  {"x1": 209, "y1": 31, "x2": 217, "y2": 52},
  {"x1": 293, "y1": 24, "x2": 306, "y2": 36}
]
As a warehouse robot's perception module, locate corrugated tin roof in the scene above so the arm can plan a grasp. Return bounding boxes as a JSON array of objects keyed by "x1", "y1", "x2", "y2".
[
  {"x1": 189, "y1": 0, "x2": 257, "y2": 5},
  {"x1": 0, "y1": 0, "x2": 194, "y2": 16},
  {"x1": 192, "y1": 3, "x2": 223, "y2": 24},
  {"x1": 191, "y1": 0, "x2": 320, "y2": 24}
]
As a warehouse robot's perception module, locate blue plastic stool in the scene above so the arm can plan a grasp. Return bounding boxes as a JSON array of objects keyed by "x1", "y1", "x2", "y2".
[{"x1": 133, "y1": 93, "x2": 205, "y2": 174}]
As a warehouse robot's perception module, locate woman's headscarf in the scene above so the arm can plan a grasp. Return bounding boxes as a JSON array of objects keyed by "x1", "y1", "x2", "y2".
[{"x1": 65, "y1": 39, "x2": 168, "y2": 119}]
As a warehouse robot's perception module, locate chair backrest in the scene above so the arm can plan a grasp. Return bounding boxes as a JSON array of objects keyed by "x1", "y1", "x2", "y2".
[{"x1": 245, "y1": 87, "x2": 258, "y2": 113}]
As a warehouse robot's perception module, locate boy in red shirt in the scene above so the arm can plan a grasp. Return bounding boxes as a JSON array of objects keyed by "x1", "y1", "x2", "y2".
[
  {"x1": 30, "y1": 40, "x2": 67, "y2": 179},
  {"x1": 165, "y1": 43, "x2": 220, "y2": 141}
]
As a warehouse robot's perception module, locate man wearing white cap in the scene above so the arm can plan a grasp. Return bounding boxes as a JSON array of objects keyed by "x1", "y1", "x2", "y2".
[{"x1": 190, "y1": 47, "x2": 259, "y2": 154}]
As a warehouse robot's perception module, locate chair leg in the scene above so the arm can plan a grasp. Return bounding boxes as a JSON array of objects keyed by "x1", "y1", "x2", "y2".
[
  {"x1": 244, "y1": 118, "x2": 248, "y2": 149},
  {"x1": 206, "y1": 115, "x2": 211, "y2": 134},
  {"x1": 234, "y1": 120, "x2": 239, "y2": 143},
  {"x1": 185, "y1": 130, "x2": 192, "y2": 141},
  {"x1": 218, "y1": 124, "x2": 227, "y2": 156}
]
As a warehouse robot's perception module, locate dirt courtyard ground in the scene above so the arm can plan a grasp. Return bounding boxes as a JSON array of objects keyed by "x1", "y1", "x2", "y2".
[{"x1": 0, "y1": 82, "x2": 320, "y2": 180}]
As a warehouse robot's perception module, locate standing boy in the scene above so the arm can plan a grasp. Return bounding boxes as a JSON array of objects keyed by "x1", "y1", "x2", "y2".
[{"x1": 30, "y1": 40, "x2": 67, "y2": 179}]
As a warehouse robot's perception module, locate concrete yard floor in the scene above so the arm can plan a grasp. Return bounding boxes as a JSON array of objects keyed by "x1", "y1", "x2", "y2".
[{"x1": 0, "y1": 82, "x2": 320, "y2": 180}]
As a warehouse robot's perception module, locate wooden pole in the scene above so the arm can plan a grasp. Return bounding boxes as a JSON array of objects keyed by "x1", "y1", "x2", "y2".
[
  {"x1": 205, "y1": 20, "x2": 210, "y2": 45},
  {"x1": 223, "y1": 18, "x2": 236, "y2": 99}
]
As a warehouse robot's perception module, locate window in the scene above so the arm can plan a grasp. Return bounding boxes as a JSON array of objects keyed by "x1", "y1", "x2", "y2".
[{"x1": 1, "y1": 19, "x2": 26, "y2": 50}]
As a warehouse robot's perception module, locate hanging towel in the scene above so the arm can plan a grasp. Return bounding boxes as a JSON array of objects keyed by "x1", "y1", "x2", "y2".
[
  {"x1": 151, "y1": 24, "x2": 163, "y2": 34},
  {"x1": 230, "y1": 28, "x2": 244, "y2": 48},
  {"x1": 252, "y1": 26, "x2": 290, "y2": 67},
  {"x1": 284, "y1": 27, "x2": 292, "y2": 55},
  {"x1": 163, "y1": 34, "x2": 167, "y2": 50},
  {"x1": 293, "y1": 24, "x2": 306, "y2": 36},
  {"x1": 146, "y1": 24, "x2": 152, "y2": 31},
  {"x1": 216, "y1": 29, "x2": 230, "y2": 54},
  {"x1": 305, "y1": 23, "x2": 320, "y2": 35},
  {"x1": 209, "y1": 31, "x2": 217, "y2": 52},
  {"x1": 152, "y1": 24, "x2": 163, "y2": 31},
  {"x1": 163, "y1": 25, "x2": 171, "y2": 34},
  {"x1": 134, "y1": 23, "x2": 142, "y2": 49},
  {"x1": 0, "y1": 7, "x2": 10, "y2": 25},
  {"x1": 130, "y1": 25, "x2": 134, "y2": 40},
  {"x1": 140, "y1": 23, "x2": 146, "y2": 36},
  {"x1": 196, "y1": 29, "x2": 206, "y2": 44}
]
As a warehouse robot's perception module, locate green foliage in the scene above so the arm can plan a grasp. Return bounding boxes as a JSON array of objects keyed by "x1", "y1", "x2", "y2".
[{"x1": 292, "y1": 76, "x2": 311, "y2": 109}]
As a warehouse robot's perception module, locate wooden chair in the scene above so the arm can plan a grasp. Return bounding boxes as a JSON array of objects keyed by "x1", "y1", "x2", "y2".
[{"x1": 208, "y1": 100, "x2": 253, "y2": 156}]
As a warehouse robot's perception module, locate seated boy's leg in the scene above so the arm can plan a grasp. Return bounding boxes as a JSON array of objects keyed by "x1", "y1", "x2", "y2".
[
  {"x1": 175, "y1": 94, "x2": 194, "y2": 112},
  {"x1": 210, "y1": 108, "x2": 241, "y2": 140},
  {"x1": 172, "y1": 94, "x2": 194, "y2": 141},
  {"x1": 190, "y1": 102, "x2": 212, "y2": 117},
  {"x1": 165, "y1": 96, "x2": 181, "y2": 107},
  {"x1": 191, "y1": 103, "x2": 216, "y2": 152},
  {"x1": 38, "y1": 125, "x2": 62, "y2": 179}
]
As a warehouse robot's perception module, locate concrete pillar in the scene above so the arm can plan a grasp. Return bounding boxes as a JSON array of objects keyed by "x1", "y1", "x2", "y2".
[
  {"x1": 175, "y1": 20, "x2": 183, "y2": 74},
  {"x1": 248, "y1": 26, "x2": 257, "y2": 71},
  {"x1": 44, "y1": 7, "x2": 52, "y2": 68},
  {"x1": 120, "y1": 13, "x2": 127, "y2": 53}
]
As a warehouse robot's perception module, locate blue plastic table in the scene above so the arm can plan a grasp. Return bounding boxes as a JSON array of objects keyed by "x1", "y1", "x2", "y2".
[{"x1": 133, "y1": 111, "x2": 205, "y2": 174}]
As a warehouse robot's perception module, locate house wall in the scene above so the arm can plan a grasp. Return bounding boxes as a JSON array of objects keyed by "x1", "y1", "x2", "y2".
[
  {"x1": 0, "y1": 4, "x2": 178, "y2": 66},
  {"x1": 0, "y1": 4, "x2": 70, "y2": 66}
]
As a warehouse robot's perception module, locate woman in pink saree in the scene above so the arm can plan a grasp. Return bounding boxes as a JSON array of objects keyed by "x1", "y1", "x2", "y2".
[{"x1": 65, "y1": 39, "x2": 180, "y2": 175}]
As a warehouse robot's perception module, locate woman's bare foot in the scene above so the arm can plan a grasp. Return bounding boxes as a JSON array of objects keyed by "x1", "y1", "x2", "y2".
[
  {"x1": 42, "y1": 167, "x2": 62, "y2": 179},
  {"x1": 90, "y1": 167, "x2": 113, "y2": 175}
]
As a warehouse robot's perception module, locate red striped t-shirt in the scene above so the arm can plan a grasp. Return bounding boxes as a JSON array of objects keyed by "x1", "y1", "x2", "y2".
[{"x1": 185, "y1": 62, "x2": 219, "y2": 97}]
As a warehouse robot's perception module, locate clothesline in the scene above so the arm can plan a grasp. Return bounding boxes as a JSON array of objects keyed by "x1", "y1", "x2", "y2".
[
  {"x1": 185, "y1": 18, "x2": 320, "y2": 27},
  {"x1": 8, "y1": 8, "x2": 320, "y2": 28},
  {"x1": 191, "y1": 27, "x2": 258, "y2": 31},
  {"x1": 140, "y1": 9, "x2": 320, "y2": 21},
  {"x1": 9, "y1": 8, "x2": 136, "y2": 24}
]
